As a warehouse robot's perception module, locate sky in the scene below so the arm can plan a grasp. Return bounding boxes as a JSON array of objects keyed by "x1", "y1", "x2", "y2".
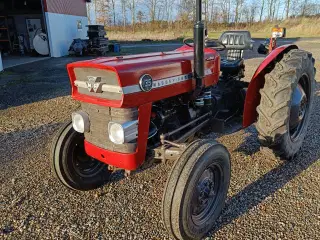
[{"x1": 87, "y1": 0, "x2": 317, "y2": 25}]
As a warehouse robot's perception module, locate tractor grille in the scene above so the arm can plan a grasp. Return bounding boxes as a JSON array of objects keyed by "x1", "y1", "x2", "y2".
[
  {"x1": 74, "y1": 68, "x2": 122, "y2": 100},
  {"x1": 82, "y1": 103, "x2": 138, "y2": 154}
]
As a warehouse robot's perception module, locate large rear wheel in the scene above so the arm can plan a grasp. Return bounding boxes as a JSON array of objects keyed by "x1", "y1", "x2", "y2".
[
  {"x1": 51, "y1": 121, "x2": 111, "y2": 191},
  {"x1": 162, "y1": 140, "x2": 231, "y2": 240},
  {"x1": 256, "y1": 49, "x2": 316, "y2": 159}
]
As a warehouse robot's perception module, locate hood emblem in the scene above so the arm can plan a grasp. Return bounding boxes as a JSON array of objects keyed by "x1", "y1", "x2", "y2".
[
  {"x1": 86, "y1": 76, "x2": 103, "y2": 93},
  {"x1": 139, "y1": 74, "x2": 153, "y2": 92}
]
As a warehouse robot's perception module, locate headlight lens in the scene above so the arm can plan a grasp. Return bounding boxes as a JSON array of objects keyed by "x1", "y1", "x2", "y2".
[
  {"x1": 108, "y1": 122, "x2": 125, "y2": 144},
  {"x1": 72, "y1": 111, "x2": 90, "y2": 133},
  {"x1": 108, "y1": 120, "x2": 138, "y2": 144}
]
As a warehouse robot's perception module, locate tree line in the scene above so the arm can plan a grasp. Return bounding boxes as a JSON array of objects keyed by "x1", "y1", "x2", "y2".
[{"x1": 87, "y1": 0, "x2": 320, "y2": 27}]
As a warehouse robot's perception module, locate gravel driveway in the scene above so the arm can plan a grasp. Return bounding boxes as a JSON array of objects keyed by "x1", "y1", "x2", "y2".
[{"x1": 0, "y1": 40, "x2": 319, "y2": 239}]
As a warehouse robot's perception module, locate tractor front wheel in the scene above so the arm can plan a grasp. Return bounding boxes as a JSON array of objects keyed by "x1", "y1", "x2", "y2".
[
  {"x1": 162, "y1": 140, "x2": 231, "y2": 240},
  {"x1": 51, "y1": 121, "x2": 111, "y2": 191},
  {"x1": 257, "y1": 49, "x2": 316, "y2": 159}
]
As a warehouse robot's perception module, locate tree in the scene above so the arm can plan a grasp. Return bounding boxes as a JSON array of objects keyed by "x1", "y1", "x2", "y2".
[
  {"x1": 265, "y1": 0, "x2": 280, "y2": 20},
  {"x1": 259, "y1": 0, "x2": 265, "y2": 22},
  {"x1": 164, "y1": 0, "x2": 174, "y2": 22},
  {"x1": 110, "y1": 0, "x2": 116, "y2": 25},
  {"x1": 244, "y1": 2, "x2": 257, "y2": 24},
  {"x1": 301, "y1": 0, "x2": 308, "y2": 16},
  {"x1": 220, "y1": 0, "x2": 231, "y2": 23},
  {"x1": 285, "y1": 0, "x2": 291, "y2": 18},
  {"x1": 178, "y1": 0, "x2": 195, "y2": 21},
  {"x1": 249, "y1": 3, "x2": 258, "y2": 23},
  {"x1": 121, "y1": 0, "x2": 127, "y2": 27},
  {"x1": 95, "y1": 0, "x2": 110, "y2": 26},
  {"x1": 86, "y1": 1, "x2": 94, "y2": 24},
  {"x1": 235, "y1": 0, "x2": 244, "y2": 24},
  {"x1": 128, "y1": 0, "x2": 136, "y2": 26},
  {"x1": 208, "y1": 0, "x2": 219, "y2": 23},
  {"x1": 137, "y1": 10, "x2": 145, "y2": 23},
  {"x1": 145, "y1": 0, "x2": 158, "y2": 22},
  {"x1": 87, "y1": 0, "x2": 320, "y2": 27},
  {"x1": 243, "y1": 4, "x2": 250, "y2": 23}
]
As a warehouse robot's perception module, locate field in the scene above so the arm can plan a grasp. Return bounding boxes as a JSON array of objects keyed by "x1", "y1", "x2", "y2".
[
  {"x1": 0, "y1": 39, "x2": 319, "y2": 239},
  {"x1": 108, "y1": 17, "x2": 320, "y2": 41}
]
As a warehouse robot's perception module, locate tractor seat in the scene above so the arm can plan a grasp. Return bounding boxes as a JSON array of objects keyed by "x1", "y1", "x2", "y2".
[
  {"x1": 219, "y1": 31, "x2": 253, "y2": 50},
  {"x1": 219, "y1": 31, "x2": 252, "y2": 76},
  {"x1": 220, "y1": 58, "x2": 244, "y2": 73}
]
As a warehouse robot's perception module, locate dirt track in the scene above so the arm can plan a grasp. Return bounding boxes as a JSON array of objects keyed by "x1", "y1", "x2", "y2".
[{"x1": 0, "y1": 40, "x2": 319, "y2": 239}]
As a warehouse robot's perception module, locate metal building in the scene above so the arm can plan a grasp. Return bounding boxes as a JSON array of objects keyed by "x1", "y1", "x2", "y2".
[{"x1": 0, "y1": 0, "x2": 89, "y2": 70}]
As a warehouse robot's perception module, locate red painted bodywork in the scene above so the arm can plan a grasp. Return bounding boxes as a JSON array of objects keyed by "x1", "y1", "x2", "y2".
[
  {"x1": 67, "y1": 48, "x2": 220, "y2": 108},
  {"x1": 269, "y1": 37, "x2": 277, "y2": 52},
  {"x1": 67, "y1": 47, "x2": 220, "y2": 170},
  {"x1": 243, "y1": 44, "x2": 298, "y2": 127}
]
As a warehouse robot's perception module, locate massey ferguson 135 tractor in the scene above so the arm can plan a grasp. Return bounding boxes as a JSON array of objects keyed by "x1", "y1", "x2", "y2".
[{"x1": 51, "y1": 1, "x2": 316, "y2": 239}]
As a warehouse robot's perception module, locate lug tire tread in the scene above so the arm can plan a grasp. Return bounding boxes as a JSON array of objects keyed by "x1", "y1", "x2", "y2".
[{"x1": 256, "y1": 49, "x2": 316, "y2": 159}]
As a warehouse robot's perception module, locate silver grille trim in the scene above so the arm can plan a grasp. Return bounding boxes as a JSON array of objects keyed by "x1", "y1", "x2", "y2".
[
  {"x1": 74, "y1": 69, "x2": 213, "y2": 96},
  {"x1": 74, "y1": 80, "x2": 123, "y2": 93}
]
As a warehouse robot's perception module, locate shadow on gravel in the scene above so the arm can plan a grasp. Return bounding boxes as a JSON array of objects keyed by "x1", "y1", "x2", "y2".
[
  {"x1": 97, "y1": 157, "x2": 160, "y2": 197},
  {"x1": 0, "y1": 57, "x2": 93, "y2": 110},
  {"x1": 234, "y1": 126, "x2": 260, "y2": 155},
  {"x1": 210, "y1": 90, "x2": 320, "y2": 235}
]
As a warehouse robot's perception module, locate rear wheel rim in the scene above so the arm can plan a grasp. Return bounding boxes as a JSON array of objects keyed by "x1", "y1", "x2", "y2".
[
  {"x1": 190, "y1": 164, "x2": 222, "y2": 226},
  {"x1": 289, "y1": 74, "x2": 310, "y2": 142},
  {"x1": 70, "y1": 134, "x2": 105, "y2": 178}
]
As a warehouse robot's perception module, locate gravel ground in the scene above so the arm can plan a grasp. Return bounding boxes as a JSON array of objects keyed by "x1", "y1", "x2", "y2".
[{"x1": 0, "y1": 40, "x2": 319, "y2": 239}]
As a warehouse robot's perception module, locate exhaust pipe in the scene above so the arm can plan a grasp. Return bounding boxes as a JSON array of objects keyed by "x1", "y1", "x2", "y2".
[{"x1": 193, "y1": 0, "x2": 205, "y2": 97}]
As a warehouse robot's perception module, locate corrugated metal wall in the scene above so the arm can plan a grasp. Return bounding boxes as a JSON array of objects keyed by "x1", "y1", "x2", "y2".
[{"x1": 43, "y1": 0, "x2": 87, "y2": 17}]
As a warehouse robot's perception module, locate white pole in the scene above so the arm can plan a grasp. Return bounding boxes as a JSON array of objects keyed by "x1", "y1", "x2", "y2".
[{"x1": 0, "y1": 51, "x2": 3, "y2": 72}]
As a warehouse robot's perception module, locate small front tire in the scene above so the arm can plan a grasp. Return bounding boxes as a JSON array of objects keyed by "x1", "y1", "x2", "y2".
[
  {"x1": 162, "y1": 140, "x2": 231, "y2": 240},
  {"x1": 51, "y1": 121, "x2": 111, "y2": 191}
]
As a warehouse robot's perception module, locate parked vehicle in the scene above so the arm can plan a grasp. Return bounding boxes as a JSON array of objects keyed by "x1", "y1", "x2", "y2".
[
  {"x1": 258, "y1": 37, "x2": 278, "y2": 54},
  {"x1": 272, "y1": 25, "x2": 286, "y2": 38},
  {"x1": 51, "y1": 1, "x2": 315, "y2": 239}
]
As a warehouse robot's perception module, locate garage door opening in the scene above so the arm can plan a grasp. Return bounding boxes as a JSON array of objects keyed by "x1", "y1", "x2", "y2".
[{"x1": 0, "y1": 0, "x2": 50, "y2": 69}]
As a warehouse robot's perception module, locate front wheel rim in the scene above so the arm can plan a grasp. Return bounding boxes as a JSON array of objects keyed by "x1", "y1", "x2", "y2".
[
  {"x1": 190, "y1": 164, "x2": 222, "y2": 226},
  {"x1": 70, "y1": 134, "x2": 105, "y2": 178}
]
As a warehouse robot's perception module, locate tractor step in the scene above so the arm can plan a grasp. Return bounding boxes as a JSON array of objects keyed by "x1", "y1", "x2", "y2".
[{"x1": 210, "y1": 116, "x2": 243, "y2": 134}]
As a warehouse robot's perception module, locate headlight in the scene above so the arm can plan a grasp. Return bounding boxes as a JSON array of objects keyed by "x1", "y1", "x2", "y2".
[
  {"x1": 108, "y1": 120, "x2": 138, "y2": 144},
  {"x1": 72, "y1": 111, "x2": 90, "y2": 133}
]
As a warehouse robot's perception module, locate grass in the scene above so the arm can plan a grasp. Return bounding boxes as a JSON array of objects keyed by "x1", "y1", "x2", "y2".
[{"x1": 107, "y1": 17, "x2": 320, "y2": 41}]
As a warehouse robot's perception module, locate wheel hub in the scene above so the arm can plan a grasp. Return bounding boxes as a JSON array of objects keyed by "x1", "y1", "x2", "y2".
[
  {"x1": 298, "y1": 98, "x2": 307, "y2": 121},
  {"x1": 72, "y1": 139, "x2": 105, "y2": 178},
  {"x1": 191, "y1": 166, "x2": 220, "y2": 225},
  {"x1": 195, "y1": 177, "x2": 214, "y2": 214},
  {"x1": 289, "y1": 77, "x2": 309, "y2": 141}
]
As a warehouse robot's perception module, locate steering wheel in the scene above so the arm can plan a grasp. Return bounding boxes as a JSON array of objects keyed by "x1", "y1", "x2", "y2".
[
  {"x1": 183, "y1": 38, "x2": 226, "y2": 51},
  {"x1": 183, "y1": 38, "x2": 194, "y2": 48}
]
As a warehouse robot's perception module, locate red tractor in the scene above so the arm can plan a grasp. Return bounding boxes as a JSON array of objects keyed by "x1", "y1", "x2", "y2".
[{"x1": 51, "y1": 1, "x2": 316, "y2": 239}]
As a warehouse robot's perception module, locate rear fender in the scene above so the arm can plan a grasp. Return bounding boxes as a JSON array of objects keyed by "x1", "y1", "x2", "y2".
[{"x1": 242, "y1": 44, "x2": 298, "y2": 128}]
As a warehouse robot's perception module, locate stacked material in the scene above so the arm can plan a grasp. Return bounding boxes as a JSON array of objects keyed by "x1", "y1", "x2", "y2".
[{"x1": 87, "y1": 25, "x2": 109, "y2": 56}]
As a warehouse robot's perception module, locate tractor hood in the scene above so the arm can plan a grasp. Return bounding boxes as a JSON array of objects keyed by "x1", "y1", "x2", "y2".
[{"x1": 67, "y1": 48, "x2": 220, "y2": 108}]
